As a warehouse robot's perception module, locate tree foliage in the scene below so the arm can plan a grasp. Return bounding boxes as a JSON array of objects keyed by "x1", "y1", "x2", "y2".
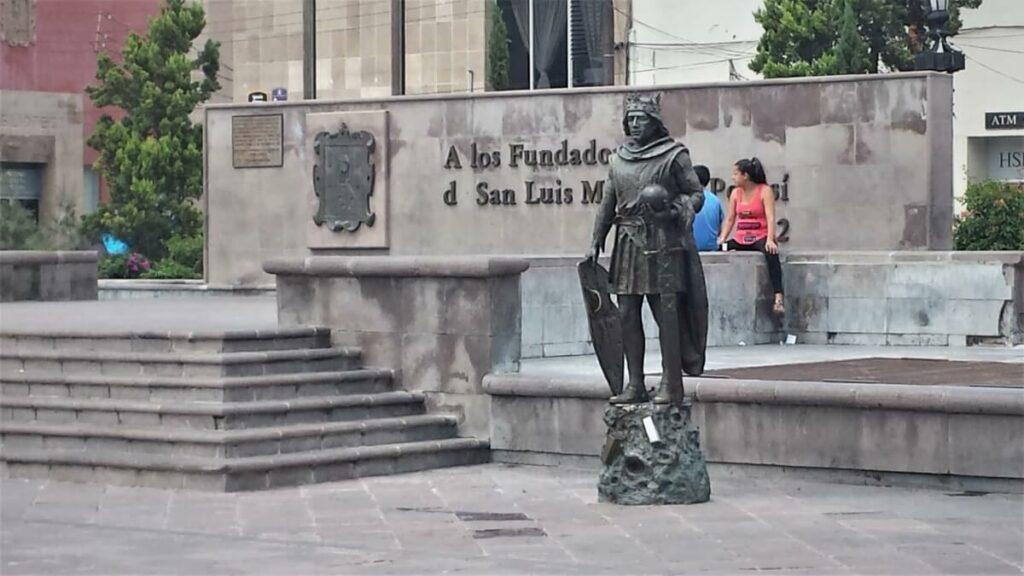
[
  {"x1": 486, "y1": 0, "x2": 511, "y2": 91},
  {"x1": 83, "y1": 0, "x2": 219, "y2": 261},
  {"x1": 954, "y1": 181, "x2": 1024, "y2": 251},
  {"x1": 750, "y1": 0, "x2": 983, "y2": 78},
  {"x1": 0, "y1": 201, "x2": 89, "y2": 251}
]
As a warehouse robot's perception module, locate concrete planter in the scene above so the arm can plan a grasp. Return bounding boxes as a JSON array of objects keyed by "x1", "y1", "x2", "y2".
[{"x1": 0, "y1": 251, "x2": 98, "y2": 302}]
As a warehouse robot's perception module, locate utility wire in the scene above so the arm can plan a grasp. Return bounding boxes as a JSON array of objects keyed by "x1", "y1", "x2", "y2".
[
  {"x1": 964, "y1": 54, "x2": 1024, "y2": 85},
  {"x1": 955, "y1": 42, "x2": 1024, "y2": 55},
  {"x1": 613, "y1": 5, "x2": 753, "y2": 59},
  {"x1": 631, "y1": 55, "x2": 741, "y2": 75}
]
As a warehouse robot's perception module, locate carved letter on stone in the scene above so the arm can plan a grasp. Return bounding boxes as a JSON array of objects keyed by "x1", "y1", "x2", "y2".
[{"x1": 313, "y1": 124, "x2": 376, "y2": 232}]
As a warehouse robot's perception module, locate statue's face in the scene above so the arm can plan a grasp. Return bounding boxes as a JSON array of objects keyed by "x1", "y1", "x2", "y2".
[{"x1": 626, "y1": 112, "x2": 657, "y2": 144}]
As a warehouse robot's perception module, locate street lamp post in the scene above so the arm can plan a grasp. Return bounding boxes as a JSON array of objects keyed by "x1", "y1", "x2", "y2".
[{"x1": 914, "y1": 0, "x2": 966, "y2": 73}]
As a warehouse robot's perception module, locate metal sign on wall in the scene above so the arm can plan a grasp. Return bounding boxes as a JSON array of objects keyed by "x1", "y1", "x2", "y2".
[
  {"x1": 231, "y1": 114, "x2": 283, "y2": 169},
  {"x1": 985, "y1": 112, "x2": 1024, "y2": 130}
]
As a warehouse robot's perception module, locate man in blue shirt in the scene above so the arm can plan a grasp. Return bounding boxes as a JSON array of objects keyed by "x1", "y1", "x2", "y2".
[{"x1": 691, "y1": 165, "x2": 723, "y2": 251}]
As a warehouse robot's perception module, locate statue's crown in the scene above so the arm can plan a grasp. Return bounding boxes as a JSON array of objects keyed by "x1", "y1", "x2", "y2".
[{"x1": 625, "y1": 93, "x2": 662, "y2": 116}]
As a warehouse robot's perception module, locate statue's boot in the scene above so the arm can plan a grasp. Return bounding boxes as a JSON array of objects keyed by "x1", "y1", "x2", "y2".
[
  {"x1": 652, "y1": 377, "x2": 683, "y2": 404},
  {"x1": 653, "y1": 293, "x2": 684, "y2": 404},
  {"x1": 610, "y1": 381, "x2": 649, "y2": 404}
]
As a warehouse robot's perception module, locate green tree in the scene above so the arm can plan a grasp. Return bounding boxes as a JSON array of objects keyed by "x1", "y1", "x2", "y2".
[
  {"x1": 486, "y1": 0, "x2": 511, "y2": 91},
  {"x1": 751, "y1": 0, "x2": 982, "y2": 78},
  {"x1": 84, "y1": 0, "x2": 219, "y2": 260},
  {"x1": 832, "y1": 0, "x2": 872, "y2": 74}
]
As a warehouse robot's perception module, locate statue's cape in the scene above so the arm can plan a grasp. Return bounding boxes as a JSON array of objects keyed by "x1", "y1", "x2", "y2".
[
  {"x1": 617, "y1": 136, "x2": 685, "y2": 162},
  {"x1": 675, "y1": 250, "x2": 708, "y2": 376}
]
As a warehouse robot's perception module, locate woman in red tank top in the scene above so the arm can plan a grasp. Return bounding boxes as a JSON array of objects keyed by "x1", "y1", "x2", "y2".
[{"x1": 717, "y1": 158, "x2": 785, "y2": 315}]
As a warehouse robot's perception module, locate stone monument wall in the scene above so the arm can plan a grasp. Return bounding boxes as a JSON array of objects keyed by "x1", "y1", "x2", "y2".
[{"x1": 205, "y1": 72, "x2": 954, "y2": 288}]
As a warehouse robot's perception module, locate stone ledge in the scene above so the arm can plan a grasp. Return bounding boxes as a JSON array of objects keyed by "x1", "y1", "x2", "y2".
[
  {"x1": 0, "y1": 251, "x2": 99, "y2": 265},
  {"x1": 483, "y1": 373, "x2": 1024, "y2": 416},
  {"x1": 518, "y1": 252, "x2": 765, "y2": 268},
  {"x1": 264, "y1": 255, "x2": 531, "y2": 278},
  {"x1": 783, "y1": 250, "x2": 1024, "y2": 265},
  {"x1": 205, "y1": 71, "x2": 943, "y2": 111}
]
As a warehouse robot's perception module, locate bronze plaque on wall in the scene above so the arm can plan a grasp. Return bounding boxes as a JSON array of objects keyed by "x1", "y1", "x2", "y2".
[{"x1": 232, "y1": 114, "x2": 283, "y2": 168}]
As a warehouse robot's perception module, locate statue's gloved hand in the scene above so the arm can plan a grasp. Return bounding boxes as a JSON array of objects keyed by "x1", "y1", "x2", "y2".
[
  {"x1": 679, "y1": 199, "x2": 696, "y2": 229},
  {"x1": 586, "y1": 243, "x2": 603, "y2": 262}
]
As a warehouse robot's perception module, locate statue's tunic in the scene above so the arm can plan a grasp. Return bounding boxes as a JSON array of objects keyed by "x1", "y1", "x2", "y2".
[{"x1": 590, "y1": 135, "x2": 710, "y2": 376}]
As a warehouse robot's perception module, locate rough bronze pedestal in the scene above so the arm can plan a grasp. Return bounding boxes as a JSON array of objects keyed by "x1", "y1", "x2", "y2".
[{"x1": 598, "y1": 402, "x2": 711, "y2": 505}]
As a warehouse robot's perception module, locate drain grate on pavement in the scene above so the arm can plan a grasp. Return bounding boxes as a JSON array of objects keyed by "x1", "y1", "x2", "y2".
[
  {"x1": 707, "y1": 357, "x2": 1023, "y2": 388},
  {"x1": 396, "y1": 507, "x2": 545, "y2": 538},
  {"x1": 472, "y1": 527, "x2": 547, "y2": 539},
  {"x1": 455, "y1": 511, "x2": 531, "y2": 522}
]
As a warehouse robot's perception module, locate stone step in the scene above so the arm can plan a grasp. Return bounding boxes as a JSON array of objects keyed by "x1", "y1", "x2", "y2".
[
  {"x1": 0, "y1": 437, "x2": 491, "y2": 491},
  {"x1": 0, "y1": 369, "x2": 395, "y2": 402},
  {"x1": 0, "y1": 414, "x2": 459, "y2": 458},
  {"x1": 0, "y1": 327, "x2": 332, "y2": 354},
  {"x1": 0, "y1": 346, "x2": 361, "y2": 379},
  {"x1": 0, "y1": 391, "x2": 426, "y2": 430}
]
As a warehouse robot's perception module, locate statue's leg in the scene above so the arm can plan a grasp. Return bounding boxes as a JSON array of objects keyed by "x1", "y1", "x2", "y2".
[
  {"x1": 610, "y1": 294, "x2": 648, "y2": 404},
  {"x1": 650, "y1": 293, "x2": 684, "y2": 404}
]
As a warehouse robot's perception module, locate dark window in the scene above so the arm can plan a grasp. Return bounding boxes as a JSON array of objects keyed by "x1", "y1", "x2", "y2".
[
  {"x1": 570, "y1": 0, "x2": 613, "y2": 87},
  {"x1": 1, "y1": 162, "x2": 43, "y2": 224},
  {"x1": 496, "y1": 0, "x2": 531, "y2": 90},
  {"x1": 492, "y1": 0, "x2": 612, "y2": 91},
  {"x1": 531, "y1": 0, "x2": 567, "y2": 89}
]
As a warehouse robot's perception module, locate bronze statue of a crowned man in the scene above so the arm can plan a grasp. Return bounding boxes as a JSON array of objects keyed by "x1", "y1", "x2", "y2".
[{"x1": 585, "y1": 93, "x2": 709, "y2": 405}]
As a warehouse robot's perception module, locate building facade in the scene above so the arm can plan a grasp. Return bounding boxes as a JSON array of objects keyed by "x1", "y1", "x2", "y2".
[
  {"x1": 199, "y1": 0, "x2": 631, "y2": 102},
  {"x1": 0, "y1": 0, "x2": 161, "y2": 224},
  {"x1": 951, "y1": 0, "x2": 1024, "y2": 200}
]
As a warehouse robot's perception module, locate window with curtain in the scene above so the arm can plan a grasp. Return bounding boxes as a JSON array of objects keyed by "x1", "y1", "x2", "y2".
[{"x1": 493, "y1": 0, "x2": 612, "y2": 91}]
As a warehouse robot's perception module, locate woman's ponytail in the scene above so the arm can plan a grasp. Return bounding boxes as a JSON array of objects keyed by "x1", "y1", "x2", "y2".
[{"x1": 735, "y1": 157, "x2": 768, "y2": 185}]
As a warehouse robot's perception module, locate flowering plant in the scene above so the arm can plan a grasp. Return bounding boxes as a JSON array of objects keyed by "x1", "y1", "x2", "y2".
[
  {"x1": 98, "y1": 252, "x2": 151, "y2": 279},
  {"x1": 126, "y1": 252, "x2": 152, "y2": 275}
]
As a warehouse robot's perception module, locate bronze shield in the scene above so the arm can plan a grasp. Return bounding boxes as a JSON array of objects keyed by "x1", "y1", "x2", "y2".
[{"x1": 578, "y1": 259, "x2": 624, "y2": 395}]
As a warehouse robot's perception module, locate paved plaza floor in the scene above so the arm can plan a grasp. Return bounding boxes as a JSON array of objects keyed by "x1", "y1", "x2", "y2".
[{"x1": 1, "y1": 463, "x2": 1022, "y2": 575}]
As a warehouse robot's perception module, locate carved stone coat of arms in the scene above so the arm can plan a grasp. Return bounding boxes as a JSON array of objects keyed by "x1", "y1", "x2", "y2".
[{"x1": 313, "y1": 124, "x2": 376, "y2": 232}]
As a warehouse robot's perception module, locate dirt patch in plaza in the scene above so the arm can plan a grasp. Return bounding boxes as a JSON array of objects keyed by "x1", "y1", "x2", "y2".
[{"x1": 706, "y1": 357, "x2": 1023, "y2": 388}]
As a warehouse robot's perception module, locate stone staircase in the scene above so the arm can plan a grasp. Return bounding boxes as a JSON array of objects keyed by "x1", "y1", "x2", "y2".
[{"x1": 0, "y1": 328, "x2": 489, "y2": 490}]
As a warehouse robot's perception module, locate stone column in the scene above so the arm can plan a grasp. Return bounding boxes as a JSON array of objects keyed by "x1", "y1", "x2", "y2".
[{"x1": 264, "y1": 255, "x2": 529, "y2": 438}]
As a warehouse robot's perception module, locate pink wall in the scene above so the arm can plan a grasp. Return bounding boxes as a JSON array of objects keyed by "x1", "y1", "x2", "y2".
[{"x1": 1, "y1": 0, "x2": 161, "y2": 172}]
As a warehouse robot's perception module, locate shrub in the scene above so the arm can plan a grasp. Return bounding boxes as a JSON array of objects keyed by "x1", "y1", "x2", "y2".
[
  {"x1": 141, "y1": 233, "x2": 202, "y2": 279},
  {"x1": 954, "y1": 181, "x2": 1024, "y2": 251},
  {"x1": 0, "y1": 201, "x2": 89, "y2": 251},
  {"x1": 0, "y1": 202, "x2": 48, "y2": 250}
]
